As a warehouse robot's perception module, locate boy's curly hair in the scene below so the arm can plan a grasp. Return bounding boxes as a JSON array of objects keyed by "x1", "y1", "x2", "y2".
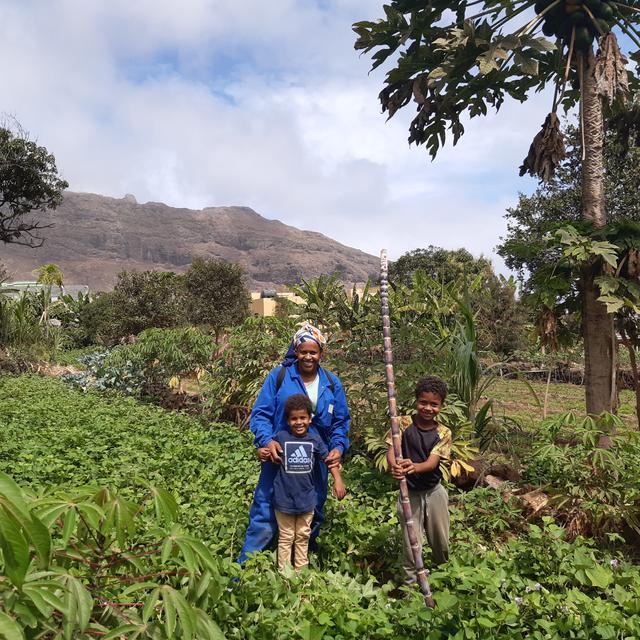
[
  {"x1": 284, "y1": 393, "x2": 313, "y2": 418},
  {"x1": 414, "y1": 376, "x2": 448, "y2": 403}
]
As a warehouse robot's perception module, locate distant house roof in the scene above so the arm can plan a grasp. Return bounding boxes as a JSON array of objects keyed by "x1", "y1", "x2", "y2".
[{"x1": 0, "y1": 282, "x2": 90, "y2": 300}]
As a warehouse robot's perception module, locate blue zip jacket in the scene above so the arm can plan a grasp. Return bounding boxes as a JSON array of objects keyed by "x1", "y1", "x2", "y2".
[
  {"x1": 238, "y1": 363, "x2": 350, "y2": 563},
  {"x1": 250, "y1": 364, "x2": 350, "y2": 454}
]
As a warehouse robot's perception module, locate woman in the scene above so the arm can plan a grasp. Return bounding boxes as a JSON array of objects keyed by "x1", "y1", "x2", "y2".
[{"x1": 238, "y1": 323, "x2": 350, "y2": 563}]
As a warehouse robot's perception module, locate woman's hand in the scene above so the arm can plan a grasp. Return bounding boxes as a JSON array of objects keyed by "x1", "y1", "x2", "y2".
[
  {"x1": 264, "y1": 440, "x2": 283, "y2": 464},
  {"x1": 325, "y1": 448, "x2": 342, "y2": 470}
]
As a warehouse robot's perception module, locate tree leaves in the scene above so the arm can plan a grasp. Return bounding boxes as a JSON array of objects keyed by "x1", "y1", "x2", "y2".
[
  {"x1": 0, "y1": 472, "x2": 51, "y2": 586},
  {"x1": 0, "y1": 121, "x2": 68, "y2": 247},
  {"x1": 354, "y1": 5, "x2": 562, "y2": 158}
]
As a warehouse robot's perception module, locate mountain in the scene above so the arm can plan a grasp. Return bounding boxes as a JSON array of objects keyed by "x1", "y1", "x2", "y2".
[{"x1": 1, "y1": 192, "x2": 378, "y2": 290}]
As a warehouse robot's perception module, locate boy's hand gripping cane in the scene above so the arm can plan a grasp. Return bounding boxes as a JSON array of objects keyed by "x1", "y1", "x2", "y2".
[{"x1": 380, "y1": 250, "x2": 435, "y2": 609}]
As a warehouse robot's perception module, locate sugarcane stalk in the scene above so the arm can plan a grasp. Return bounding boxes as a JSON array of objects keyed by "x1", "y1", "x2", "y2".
[{"x1": 380, "y1": 249, "x2": 435, "y2": 609}]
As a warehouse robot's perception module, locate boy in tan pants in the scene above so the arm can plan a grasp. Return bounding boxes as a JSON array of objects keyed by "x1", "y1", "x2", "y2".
[
  {"x1": 386, "y1": 376, "x2": 451, "y2": 585},
  {"x1": 261, "y1": 394, "x2": 346, "y2": 571}
]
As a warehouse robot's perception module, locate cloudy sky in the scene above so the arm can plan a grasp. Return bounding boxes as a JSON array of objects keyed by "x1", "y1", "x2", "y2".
[{"x1": 2, "y1": 0, "x2": 553, "y2": 269}]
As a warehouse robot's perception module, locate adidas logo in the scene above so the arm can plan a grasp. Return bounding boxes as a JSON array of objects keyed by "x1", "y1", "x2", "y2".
[{"x1": 288, "y1": 445, "x2": 311, "y2": 464}]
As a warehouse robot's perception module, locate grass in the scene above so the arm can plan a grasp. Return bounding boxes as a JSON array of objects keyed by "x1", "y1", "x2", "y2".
[{"x1": 488, "y1": 377, "x2": 638, "y2": 427}]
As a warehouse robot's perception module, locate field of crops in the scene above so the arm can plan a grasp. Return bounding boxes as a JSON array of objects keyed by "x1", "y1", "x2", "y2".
[{"x1": 0, "y1": 374, "x2": 639, "y2": 639}]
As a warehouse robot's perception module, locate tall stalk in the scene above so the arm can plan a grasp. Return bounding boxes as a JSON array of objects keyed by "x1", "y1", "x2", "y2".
[{"x1": 380, "y1": 250, "x2": 435, "y2": 609}]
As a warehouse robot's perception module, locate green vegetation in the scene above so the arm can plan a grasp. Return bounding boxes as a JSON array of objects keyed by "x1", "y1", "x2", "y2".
[
  {"x1": 0, "y1": 375, "x2": 639, "y2": 638},
  {"x1": 353, "y1": 0, "x2": 639, "y2": 415},
  {"x1": 0, "y1": 290, "x2": 68, "y2": 366},
  {"x1": 183, "y1": 257, "x2": 250, "y2": 341},
  {"x1": 4, "y1": 4, "x2": 640, "y2": 636},
  {"x1": 0, "y1": 120, "x2": 68, "y2": 247},
  {"x1": 85, "y1": 259, "x2": 250, "y2": 346}
]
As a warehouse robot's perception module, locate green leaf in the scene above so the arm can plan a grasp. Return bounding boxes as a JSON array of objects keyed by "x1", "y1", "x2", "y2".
[
  {"x1": 3, "y1": 504, "x2": 52, "y2": 571},
  {"x1": 514, "y1": 51, "x2": 538, "y2": 75},
  {"x1": 101, "y1": 494, "x2": 137, "y2": 548},
  {"x1": 76, "y1": 502, "x2": 104, "y2": 530},
  {"x1": 0, "y1": 613, "x2": 25, "y2": 640},
  {"x1": 151, "y1": 486, "x2": 179, "y2": 525},
  {"x1": 597, "y1": 295, "x2": 624, "y2": 314},
  {"x1": 0, "y1": 473, "x2": 29, "y2": 515},
  {"x1": 585, "y1": 565, "x2": 613, "y2": 589},
  {"x1": 32, "y1": 502, "x2": 68, "y2": 529},
  {"x1": 161, "y1": 587, "x2": 178, "y2": 638},
  {"x1": 0, "y1": 503, "x2": 30, "y2": 587},
  {"x1": 299, "y1": 620, "x2": 326, "y2": 640},
  {"x1": 62, "y1": 574, "x2": 93, "y2": 633},
  {"x1": 22, "y1": 581, "x2": 66, "y2": 618},
  {"x1": 522, "y1": 35, "x2": 555, "y2": 52},
  {"x1": 591, "y1": 241, "x2": 619, "y2": 267},
  {"x1": 142, "y1": 587, "x2": 161, "y2": 623},
  {"x1": 176, "y1": 538, "x2": 198, "y2": 575},
  {"x1": 477, "y1": 616, "x2": 497, "y2": 628},
  {"x1": 435, "y1": 591, "x2": 459, "y2": 609},
  {"x1": 169, "y1": 588, "x2": 197, "y2": 639},
  {"x1": 101, "y1": 625, "x2": 143, "y2": 640},
  {"x1": 477, "y1": 53, "x2": 500, "y2": 75},
  {"x1": 61, "y1": 508, "x2": 77, "y2": 546},
  {"x1": 194, "y1": 609, "x2": 226, "y2": 640}
]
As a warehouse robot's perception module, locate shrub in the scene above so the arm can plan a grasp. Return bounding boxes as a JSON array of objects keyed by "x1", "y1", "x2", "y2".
[
  {"x1": 202, "y1": 315, "x2": 295, "y2": 426},
  {"x1": 105, "y1": 327, "x2": 215, "y2": 391},
  {"x1": 524, "y1": 412, "x2": 640, "y2": 539}
]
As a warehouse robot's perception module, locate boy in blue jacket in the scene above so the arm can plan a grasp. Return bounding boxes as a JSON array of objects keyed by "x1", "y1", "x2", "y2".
[
  {"x1": 238, "y1": 323, "x2": 350, "y2": 563},
  {"x1": 269, "y1": 394, "x2": 346, "y2": 570}
]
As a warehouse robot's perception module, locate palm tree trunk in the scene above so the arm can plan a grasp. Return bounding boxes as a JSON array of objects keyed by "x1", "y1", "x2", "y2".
[{"x1": 581, "y1": 49, "x2": 616, "y2": 416}]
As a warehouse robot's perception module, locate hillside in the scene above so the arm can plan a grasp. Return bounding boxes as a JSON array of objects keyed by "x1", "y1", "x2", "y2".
[{"x1": 1, "y1": 192, "x2": 378, "y2": 290}]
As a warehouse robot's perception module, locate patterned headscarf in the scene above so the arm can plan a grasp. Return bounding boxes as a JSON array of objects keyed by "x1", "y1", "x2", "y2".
[{"x1": 282, "y1": 322, "x2": 326, "y2": 366}]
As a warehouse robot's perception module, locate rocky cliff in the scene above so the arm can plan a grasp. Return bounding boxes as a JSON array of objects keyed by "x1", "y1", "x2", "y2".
[{"x1": 1, "y1": 192, "x2": 378, "y2": 290}]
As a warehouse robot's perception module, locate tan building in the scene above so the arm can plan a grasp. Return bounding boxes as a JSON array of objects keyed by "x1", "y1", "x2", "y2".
[{"x1": 250, "y1": 284, "x2": 377, "y2": 317}]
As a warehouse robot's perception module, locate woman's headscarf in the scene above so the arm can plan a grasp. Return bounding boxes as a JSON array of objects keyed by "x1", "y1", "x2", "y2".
[{"x1": 282, "y1": 322, "x2": 327, "y2": 366}]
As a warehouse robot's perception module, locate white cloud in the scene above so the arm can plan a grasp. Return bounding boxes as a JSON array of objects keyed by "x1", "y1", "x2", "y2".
[{"x1": 1, "y1": 0, "x2": 553, "y2": 274}]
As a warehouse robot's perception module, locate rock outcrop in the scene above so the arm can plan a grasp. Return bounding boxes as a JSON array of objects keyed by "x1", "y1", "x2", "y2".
[{"x1": 1, "y1": 192, "x2": 378, "y2": 290}]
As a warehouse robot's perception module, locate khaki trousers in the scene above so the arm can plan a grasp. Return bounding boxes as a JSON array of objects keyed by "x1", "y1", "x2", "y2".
[
  {"x1": 397, "y1": 483, "x2": 449, "y2": 585},
  {"x1": 275, "y1": 510, "x2": 314, "y2": 571}
]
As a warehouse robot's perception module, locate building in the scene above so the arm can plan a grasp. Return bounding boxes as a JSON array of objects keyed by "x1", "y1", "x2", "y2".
[
  {"x1": 249, "y1": 284, "x2": 377, "y2": 317},
  {"x1": 0, "y1": 281, "x2": 90, "y2": 301}
]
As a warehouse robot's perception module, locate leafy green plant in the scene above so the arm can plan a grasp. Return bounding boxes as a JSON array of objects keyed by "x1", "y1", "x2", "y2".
[
  {"x1": 202, "y1": 315, "x2": 295, "y2": 426},
  {"x1": 361, "y1": 393, "x2": 479, "y2": 477},
  {"x1": 0, "y1": 290, "x2": 70, "y2": 367},
  {"x1": 525, "y1": 411, "x2": 640, "y2": 538},
  {"x1": 62, "y1": 350, "x2": 146, "y2": 394},
  {"x1": 2, "y1": 375, "x2": 640, "y2": 639},
  {"x1": 106, "y1": 327, "x2": 215, "y2": 392},
  {"x1": 0, "y1": 471, "x2": 224, "y2": 638}
]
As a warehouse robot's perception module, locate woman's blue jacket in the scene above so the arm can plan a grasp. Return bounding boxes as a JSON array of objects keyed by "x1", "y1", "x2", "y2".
[{"x1": 250, "y1": 363, "x2": 350, "y2": 453}]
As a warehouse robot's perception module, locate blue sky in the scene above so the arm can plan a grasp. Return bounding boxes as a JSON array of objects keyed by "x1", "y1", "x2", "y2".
[{"x1": 1, "y1": 0, "x2": 559, "y2": 271}]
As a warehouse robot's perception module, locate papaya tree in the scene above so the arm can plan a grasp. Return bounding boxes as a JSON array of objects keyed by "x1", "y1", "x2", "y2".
[{"x1": 354, "y1": 0, "x2": 638, "y2": 414}]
